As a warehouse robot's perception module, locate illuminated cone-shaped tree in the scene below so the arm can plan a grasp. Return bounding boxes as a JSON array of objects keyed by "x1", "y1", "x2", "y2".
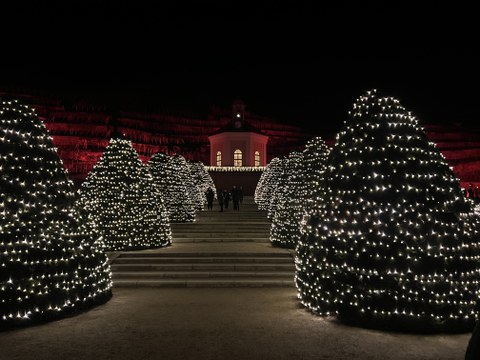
[
  {"x1": 68, "y1": 205, "x2": 113, "y2": 305},
  {"x1": 254, "y1": 166, "x2": 268, "y2": 205},
  {"x1": 149, "y1": 153, "x2": 195, "y2": 222},
  {"x1": 267, "y1": 157, "x2": 290, "y2": 221},
  {"x1": 79, "y1": 135, "x2": 171, "y2": 250},
  {"x1": 296, "y1": 89, "x2": 480, "y2": 333},
  {"x1": 255, "y1": 157, "x2": 284, "y2": 210},
  {"x1": 187, "y1": 161, "x2": 205, "y2": 210},
  {"x1": 134, "y1": 165, "x2": 172, "y2": 246},
  {"x1": 0, "y1": 98, "x2": 112, "y2": 328},
  {"x1": 188, "y1": 161, "x2": 216, "y2": 210},
  {"x1": 270, "y1": 152, "x2": 304, "y2": 247},
  {"x1": 301, "y1": 137, "x2": 330, "y2": 209},
  {"x1": 271, "y1": 139, "x2": 329, "y2": 249},
  {"x1": 185, "y1": 161, "x2": 204, "y2": 211},
  {"x1": 294, "y1": 137, "x2": 331, "y2": 313}
]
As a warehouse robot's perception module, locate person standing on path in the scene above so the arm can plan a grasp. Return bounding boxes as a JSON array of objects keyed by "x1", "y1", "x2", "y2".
[
  {"x1": 232, "y1": 185, "x2": 240, "y2": 211},
  {"x1": 223, "y1": 189, "x2": 230, "y2": 210},
  {"x1": 217, "y1": 189, "x2": 224, "y2": 212},
  {"x1": 238, "y1": 186, "x2": 243, "y2": 204},
  {"x1": 206, "y1": 187, "x2": 214, "y2": 210}
]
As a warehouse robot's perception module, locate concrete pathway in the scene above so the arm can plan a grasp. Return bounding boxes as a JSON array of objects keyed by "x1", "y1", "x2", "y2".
[{"x1": 0, "y1": 287, "x2": 470, "y2": 360}]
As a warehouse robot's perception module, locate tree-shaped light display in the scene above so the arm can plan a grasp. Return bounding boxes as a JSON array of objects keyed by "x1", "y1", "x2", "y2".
[
  {"x1": 134, "y1": 165, "x2": 172, "y2": 246},
  {"x1": 267, "y1": 157, "x2": 290, "y2": 221},
  {"x1": 301, "y1": 137, "x2": 330, "y2": 209},
  {"x1": 188, "y1": 161, "x2": 216, "y2": 210},
  {"x1": 255, "y1": 157, "x2": 284, "y2": 210},
  {"x1": 79, "y1": 136, "x2": 171, "y2": 250},
  {"x1": 0, "y1": 98, "x2": 112, "y2": 328},
  {"x1": 270, "y1": 152, "x2": 304, "y2": 247},
  {"x1": 148, "y1": 153, "x2": 195, "y2": 222},
  {"x1": 294, "y1": 136, "x2": 331, "y2": 312},
  {"x1": 296, "y1": 90, "x2": 480, "y2": 333}
]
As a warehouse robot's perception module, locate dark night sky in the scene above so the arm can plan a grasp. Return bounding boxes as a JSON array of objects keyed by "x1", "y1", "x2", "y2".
[{"x1": 1, "y1": 1, "x2": 478, "y2": 136}]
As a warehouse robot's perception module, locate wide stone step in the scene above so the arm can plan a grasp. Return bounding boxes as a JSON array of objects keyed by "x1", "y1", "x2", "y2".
[
  {"x1": 114, "y1": 252, "x2": 292, "y2": 258},
  {"x1": 171, "y1": 227, "x2": 270, "y2": 232},
  {"x1": 172, "y1": 238, "x2": 269, "y2": 243},
  {"x1": 110, "y1": 263, "x2": 294, "y2": 271},
  {"x1": 193, "y1": 217, "x2": 271, "y2": 225},
  {"x1": 197, "y1": 210, "x2": 265, "y2": 214},
  {"x1": 112, "y1": 270, "x2": 294, "y2": 279},
  {"x1": 171, "y1": 222, "x2": 270, "y2": 226},
  {"x1": 114, "y1": 256, "x2": 293, "y2": 264},
  {"x1": 112, "y1": 278, "x2": 294, "y2": 288},
  {"x1": 198, "y1": 211, "x2": 265, "y2": 214},
  {"x1": 173, "y1": 232, "x2": 269, "y2": 238},
  {"x1": 194, "y1": 217, "x2": 267, "y2": 221}
]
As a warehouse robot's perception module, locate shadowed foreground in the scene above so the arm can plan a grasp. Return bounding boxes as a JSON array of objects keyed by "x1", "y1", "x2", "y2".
[{"x1": 0, "y1": 288, "x2": 470, "y2": 360}]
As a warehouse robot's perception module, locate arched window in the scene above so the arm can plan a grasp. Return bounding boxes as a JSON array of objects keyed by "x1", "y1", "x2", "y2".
[
  {"x1": 234, "y1": 149, "x2": 242, "y2": 167},
  {"x1": 216, "y1": 151, "x2": 222, "y2": 166},
  {"x1": 254, "y1": 151, "x2": 260, "y2": 167}
]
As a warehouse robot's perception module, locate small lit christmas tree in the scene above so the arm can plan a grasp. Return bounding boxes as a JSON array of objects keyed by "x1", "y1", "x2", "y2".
[
  {"x1": 0, "y1": 98, "x2": 112, "y2": 328},
  {"x1": 296, "y1": 90, "x2": 480, "y2": 333},
  {"x1": 134, "y1": 165, "x2": 172, "y2": 246},
  {"x1": 267, "y1": 157, "x2": 290, "y2": 221},
  {"x1": 301, "y1": 137, "x2": 331, "y2": 209},
  {"x1": 270, "y1": 138, "x2": 329, "y2": 250},
  {"x1": 174, "y1": 155, "x2": 198, "y2": 217},
  {"x1": 270, "y1": 152, "x2": 304, "y2": 247},
  {"x1": 255, "y1": 157, "x2": 284, "y2": 210},
  {"x1": 79, "y1": 135, "x2": 171, "y2": 250},
  {"x1": 294, "y1": 136, "x2": 331, "y2": 312},
  {"x1": 188, "y1": 161, "x2": 216, "y2": 210},
  {"x1": 148, "y1": 153, "x2": 195, "y2": 222}
]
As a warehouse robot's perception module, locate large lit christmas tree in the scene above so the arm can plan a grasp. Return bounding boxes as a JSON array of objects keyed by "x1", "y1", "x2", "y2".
[
  {"x1": 188, "y1": 161, "x2": 216, "y2": 210},
  {"x1": 0, "y1": 98, "x2": 112, "y2": 328},
  {"x1": 296, "y1": 90, "x2": 480, "y2": 333},
  {"x1": 255, "y1": 157, "x2": 284, "y2": 210},
  {"x1": 148, "y1": 153, "x2": 195, "y2": 222},
  {"x1": 79, "y1": 135, "x2": 171, "y2": 250},
  {"x1": 270, "y1": 152, "x2": 304, "y2": 246}
]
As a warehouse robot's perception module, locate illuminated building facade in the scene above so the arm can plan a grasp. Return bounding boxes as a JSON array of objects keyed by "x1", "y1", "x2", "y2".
[{"x1": 208, "y1": 99, "x2": 268, "y2": 167}]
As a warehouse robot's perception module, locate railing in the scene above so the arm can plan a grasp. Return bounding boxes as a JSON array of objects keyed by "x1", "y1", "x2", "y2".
[{"x1": 205, "y1": 166, "x2": 266, "y2": 172}]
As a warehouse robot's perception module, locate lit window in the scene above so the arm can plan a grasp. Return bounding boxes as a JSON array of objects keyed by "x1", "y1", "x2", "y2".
[
  {"x1": 216, "y1": 151, "x2": 222, "y2": 166},
  {"x1": 254, "y1": 151, "x2": 260, "y2": 166},
  {"x1": 234, "y1": 149, "x2": 242, "y2": 167}
]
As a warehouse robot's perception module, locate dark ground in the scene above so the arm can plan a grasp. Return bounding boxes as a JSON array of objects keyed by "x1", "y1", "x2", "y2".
[{"x1": 0, "y1": 288, "x2": 470, "y2": 360}]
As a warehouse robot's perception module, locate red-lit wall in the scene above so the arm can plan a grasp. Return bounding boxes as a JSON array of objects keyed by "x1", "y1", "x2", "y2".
[{"x1": 2, "y1": 90, "x2": 480, "y2": 189}]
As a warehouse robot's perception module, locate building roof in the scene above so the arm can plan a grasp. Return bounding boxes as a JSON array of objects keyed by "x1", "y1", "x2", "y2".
[{"x1": 210, "y1": 119, "x2": 267, "y2": 136}]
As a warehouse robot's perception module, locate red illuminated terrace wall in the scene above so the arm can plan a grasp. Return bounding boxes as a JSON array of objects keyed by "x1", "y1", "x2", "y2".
[
  {"x1": 1, "y1": 90, "x2": 480, "y2": 190},
  {"x1": 0, "y1": 91, "x2": 317, "y2": 185}
]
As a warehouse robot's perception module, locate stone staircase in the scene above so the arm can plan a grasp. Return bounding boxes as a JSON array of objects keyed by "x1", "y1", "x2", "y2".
[{"x1": 110, "y1": 196, "x2": 295, "y2": 287}]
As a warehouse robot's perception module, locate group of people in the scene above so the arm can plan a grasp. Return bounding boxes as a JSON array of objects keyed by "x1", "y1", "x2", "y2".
[
  {"x1": 463, "y1": 183, "x2": 480, "y2": 203},
  {"x1": 205, "y1": 186, "x2": 243, "y2": 212}
]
